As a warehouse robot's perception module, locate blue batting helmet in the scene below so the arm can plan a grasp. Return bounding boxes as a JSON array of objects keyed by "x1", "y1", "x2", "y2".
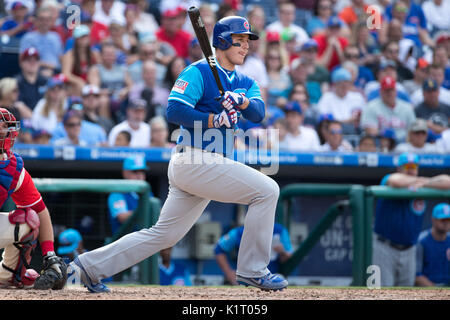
[{"x1": 213, "y1": 16, "x2": 259, "y2": 50}]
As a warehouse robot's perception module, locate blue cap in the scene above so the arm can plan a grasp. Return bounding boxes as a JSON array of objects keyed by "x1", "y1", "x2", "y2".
[
  {"x1": 332, "y1": 68, "x2": 352, "y2": 83},
  {"x1": 327, "y1": 16, "x2": 342, "y2": 28},
  {"x1": 73, "y1": 24, "x2": 90, "y2": 39},
  {"x1": 432, "y1": 203, "x2": 450, "y2": 219},
  {"x1": 300, "y1": 39, "x2": 318, "y2": 51},
  {"x1": 57, "y1": 229, "x2": 82, "y2": 255},
  {"x1": 422, "y1": 78, "x2": 439, "y2": 91},
  {"x1": 123, "y1": 155, "x2": 148, "y2": 171},
  {"x1": 380, "y1": 128, "x2": 396, "y2": 140},
  {"x1": 283, "y1": 101, "x2": 302, "y2": 114},
  {"x1": 63, "y1": 110, "x2": 81, "y2": 124},
  {"x1": 397, "y1": 152, "x2": 419, "y2": 167},
  {"x1": 46, "y1": 77, "x2": 64, "y2": 89},
  {"x1": 318, "y1": 113, "x2": 335, "y2": 123}
]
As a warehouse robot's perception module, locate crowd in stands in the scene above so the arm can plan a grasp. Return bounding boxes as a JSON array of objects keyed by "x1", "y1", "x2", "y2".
[{"x1": 0, "y1": 0, "x2": 449, "y2": 154}]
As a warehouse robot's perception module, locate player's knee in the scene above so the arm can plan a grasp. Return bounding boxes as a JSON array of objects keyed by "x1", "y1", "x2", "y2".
[{"x1": 260, "y1": 177, "x2": 280, "y2": 201}]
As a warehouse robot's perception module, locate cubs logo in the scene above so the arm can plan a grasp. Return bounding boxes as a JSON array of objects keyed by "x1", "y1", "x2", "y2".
[
  {"x1": 243, "y1": 21, "x2": 250, "y2": 30},
  {"x1": 410, "y1": 199, "x2": 426, "y2": 216}
]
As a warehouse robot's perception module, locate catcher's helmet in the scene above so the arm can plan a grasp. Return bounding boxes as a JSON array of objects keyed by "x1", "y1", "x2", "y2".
[
  {"x1": 213, "y1": 16, "x2": 259, "y2": 51},
  {"x1": 0, "y1": 108, "x2": 19, "y2": 153}
]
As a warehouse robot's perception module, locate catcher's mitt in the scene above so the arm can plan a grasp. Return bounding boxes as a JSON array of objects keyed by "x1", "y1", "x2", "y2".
[{"x1": 33, "y1": 252, "x2": 68, "y2": 290}]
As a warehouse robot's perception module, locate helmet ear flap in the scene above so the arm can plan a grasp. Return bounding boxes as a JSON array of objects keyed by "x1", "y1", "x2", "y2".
[{"x1": 217, "y1": 35, "x2": 232, "y2": 50}]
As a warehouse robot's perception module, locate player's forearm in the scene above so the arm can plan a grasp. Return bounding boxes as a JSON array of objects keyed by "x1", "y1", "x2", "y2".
[
  {"x1": 37, "y1": 207, "x2": 55, "y2": 255},
  {"x1": 167, "y1": 100, "x2": 210, "y2": 128},
  {"x1": 415, "y1": 275, "x2": 435, "y2": 287},
  {"x1": 423, "y1": 174, "x2": 450, "y2": 190},
  {"x1": 240, "y1": 98, "x2": 265, "y2": 123}
]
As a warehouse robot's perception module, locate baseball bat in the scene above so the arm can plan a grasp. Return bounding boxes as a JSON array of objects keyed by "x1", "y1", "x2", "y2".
[{"x1": 188, "y1": 6, "x2": 225, "y2": 97}]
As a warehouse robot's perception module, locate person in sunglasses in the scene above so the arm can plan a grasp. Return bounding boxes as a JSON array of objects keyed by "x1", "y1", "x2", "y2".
[
  {"x1": 51, "y1": 110, "x2": 87, "y2": 147},
  {"x1": 372, "y1": 152, "x2": 450, "y2": 287},
  {"x1": 318, "y1": 120, "x2": 353, "y2": 151}
]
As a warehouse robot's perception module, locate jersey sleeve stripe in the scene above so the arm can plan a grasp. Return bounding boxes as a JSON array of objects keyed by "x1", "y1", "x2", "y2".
[{"x1": 168, "y1": 97, "x2": 196, "y2": 109}]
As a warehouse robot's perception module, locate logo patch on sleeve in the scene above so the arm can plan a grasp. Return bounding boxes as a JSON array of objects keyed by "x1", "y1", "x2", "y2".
[{"x1": 172, "y1": 79, "x2": 189, "y2": 94}]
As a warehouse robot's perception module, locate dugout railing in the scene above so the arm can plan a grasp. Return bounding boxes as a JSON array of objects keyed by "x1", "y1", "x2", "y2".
[{"x1": 32, "y1": 178, "x2": 161, "y2": 285}]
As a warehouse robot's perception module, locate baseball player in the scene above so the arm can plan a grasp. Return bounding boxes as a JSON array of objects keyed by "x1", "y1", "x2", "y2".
[
  {"x1": 372, "y1": 152, "x2": 450, "y2": 287},
  {"x1": 68, "y1": 16, "x2": 288, "y2": 292},
  {"x1": 0, "y1": 108, "x2": 67, "y2": 289}
]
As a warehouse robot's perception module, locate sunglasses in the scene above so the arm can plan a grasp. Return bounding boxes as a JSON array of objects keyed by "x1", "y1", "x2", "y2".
[
  {"x1": 330, "y1": 129, "x2": 343, "y2": 135},
  {"x1": 402, "y1": 163, "x2": 418, "y2": 170},
  {"x1": 65, "y1": 122, "x2": 81, "y2": 127}
]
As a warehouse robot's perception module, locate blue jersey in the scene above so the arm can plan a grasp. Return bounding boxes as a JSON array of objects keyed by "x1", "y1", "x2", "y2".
[
  {"x1": 159, "y1": 262, "x2": 192, "y2": 286},
  {"x1": 107, "y1": 192, "x2": 139, "y2": 234},
  {"x1": 374, "y1": 174, "x2": 426, "y2": 246},
  {"x1": 214, "y1": 223, "x2": 293, "y2": 273},
  {"x1": 167, "y1": 58, "x2": 265, "y2": 155},
  {"x1": 416, "y1": 230, "x2": 450, "y2": 286}
]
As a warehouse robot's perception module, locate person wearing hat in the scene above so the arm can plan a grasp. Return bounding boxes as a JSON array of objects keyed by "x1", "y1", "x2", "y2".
[
  {"x1": 411, "y1": 64, "x2": 450, "y2": 107},
  {"x1": 361, "y1": 75, "x2": 416, "y2": 142},
  {"x1": 51, "y1": 110, "x2": 88, "y2": 147},
  {"x1": 319, "y1": 119, "x2": 354, "y2": 151},
  {"x1": 81, "y1": 84, "x2": 114, "y2": 134},
  {"x1": 107, "y1": 155, "x2": 151, "y2": 234},
  {"x1": 299, "y1": 39, "x2": 330, "y2": 87},
  {"x1": 316, "y1": 67, "x2": 365, "y2": 134},
  {"x1": 378, "y1": 128, "x2": 397, "y2": 153},
  {"x1": 57, "y1": 229, "x2": 86, "y2": 263},
  {"x1": 415, "y1": 203, "x2": 450, "y2": 287},
  {"x1": 282, "y1": 100, "x2": 321, "y2": 151},
  {"x1": 431, "y1": 44, "x2": 450, "y2": 90},
  {"x1": 107, "y1": 98, "x2": 151, "y2": 147},
  {"x1": 403, "y1": 58, "x2": 430, "y2": 96},
  {"x1": 1, "y1": 1, "x2": 33, "y2": 39},
  {"x1": 415, "y1": 78, "x2": 450, "y2": 137},
  {"x1": 313, "y1": 16, "x2": 348, "y2": 71},
  {"x1": 395, "y1": 118, "x2": 444, "y2": 153},
  {"x1": 372, "y1": 152, "x2": 450, "y2": 287}
]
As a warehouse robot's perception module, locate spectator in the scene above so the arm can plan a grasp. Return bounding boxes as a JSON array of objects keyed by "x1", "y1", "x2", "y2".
[
  {"x1": 357, "y1": 134, "x2": 377, "y2": 152},
  {"x1": 16, "y1": 119, "x2": 34, "y2": 144},
  {"x1": 88, "y1": 42, "x2": 132, "y2": 121},
  {"x1": 214, "y1": 223, "x2": 293, "y2": 285},
  {"x1": 107, "y1": 155, "x2": 150, "y2": 234},
  {"x1": 379, "y1": 128, "x2": 397, "y2": 153},
  {"x1": 198, "y1": 3, "x2": 216, "y2": 42},
  {"x1": 338, "y1": 0, "x2": 370, "y2": 29},
  {"x1": 52, "y1": 110, "x2": 88, "y2": 146},
  {"x1": 289, "y1": 82, "x2": 318, "y2": 127},
  {"x1": 16, "y1": 47, "x2": 48, "y2": 111},
  {"x1": 282, "y1": 100, "x2": 321, "y2": 151},
  {"x1": 247, "y1": 5, "x2": 266, "y2": 40},
  {"x1": 266, "y1": 2, "x2": 309, "y2": 48},
  {"x1": 265, "y1": 46, "x2": 292, "y2": 107},
  {"x1": 113, "y1": 130, "x2": 131, "y2": 147},
  {"x1": 32, "y1": 129, "x2": 52, "y2": 145},
  {"x1": 149, "y1": 116, "x2": 174, "y2": 148},
  {"x1": 352, "y1": 20, "x2": 380, "y2": 70},
  {"x1": 306, "y1": 0, "x2": 334, "y2": 37},
  {"x1": 313, "y1": 16, "x2": 348, "y2": 71},
  {"x1": 0, "y1": 1, "x2": 34, "y2": 39},
  {"x1": 186, "y1": 38, "x2": 203, "y2": 65},
  {"x1": 132, "y1": 0, "x2": 159, "y2": 37},
  {"x1": 395, "y1": 118, "x2": 444, "y2": 154},
  {"x1": 316, "y1": 68, "x2": 365, "y2": 134},
  {"x1": 435, "y1": 128, "x2": 450, "y2": 152},
  {"x1": 93, "y1": 0, "x2": 126, "y2": 27},
  {"x1": 62, "y1": 25, "x2": 98, "y2": 96},
  {"x1": 365, "y1": 59, "x2": 411, "y2": 102},
  {"x1": 411, "y1": 64, "x2": 450, "y2": 107},
  {"x1": 129, "y1": 61, "x2": 169, "y2": 122},
  {"x1": 163, "y1": 56, "x2": 188, "y2": 92},
  {"x1": 299, "y1": 39, "x2": 330, "y2": 92},
  {"x1": 108, "y1": 98, "x2": 151, "y2": 147},
  {"x1": 57, "y1": 228, "x2": 87, "y2": 264},
  {"x1": 107, "y1": 18, "x2": 138, "y2": 60},
  {"x1": 415, "y1": 203, "x2": 450, "y2": 287},
  {"x1": 403, "y1": 58, "x2": 430, "y2": 96},
  {"x1": 81, "y1": 84, "x2": 114, "y2": 134},
  {"x1": 159, "y1": 247, "x2": 192, "y2": 286},
  {"x1": 0, "y1": 77, "x2": 32, "y2": 121},
  {"x1": 372, "y1": 152, "x2": 450, "y2": 287},
  {"x1": 381, "y1": 41, "x2": 414, "y2": 82},
  {"x1": 316, "y1": 113, "x2": 335, "y2": 145},
  {"x1": 288, "y1": 57, "x2": 322, "y2": 105},
  {"x1": 361, "y1": 76, "x2": 416, "y2": 142},
  {"x1": 77, "y1": 0, "x2": 110, "y2": 46},
  {"x1": 128, "y1": 40, "x2": 168, "y2": 86},
  {"x1": 267, "y1": 117, "x2": 289, "y2": 151},
  {"x1": 431, "y1": 43, "x2": 450, "y2": 90},
  {"x1": 19, "y1": 7, "x2": 63, "y2": 75},
  {"x1": 31, "y1": 75, "x2": 67, "y2": 133},
  {"x1": 319, "y1": 120, "x2": 354, "y2": 151},
  {"x1": 415, "y1": 78, "x2": 450, "y2": 138},
  {"x1": 156, "y1": 7, "x2": 192, "y2": 59},
  {"x1": 338, "y1": 45, "x2": 375, "y2": 90},
  {"x1": 422, "y1": 0, "x2": 450, "y2": 35}
]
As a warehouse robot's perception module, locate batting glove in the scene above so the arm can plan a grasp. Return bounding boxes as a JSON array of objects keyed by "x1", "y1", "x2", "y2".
[
  {"x1": 221, "y1": 91, "x2": 246, "y2": 111},
  {"x1": 213, "y1": 109, "x2": 238, "y2": 128}
]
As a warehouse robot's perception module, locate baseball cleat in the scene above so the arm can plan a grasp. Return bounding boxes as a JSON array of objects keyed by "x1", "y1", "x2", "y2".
[
  {"x1": 67, "y1": 257, "x2": 110, "y2": 293},
  {"x1": 236, "y1": 272, "x2": 288, "y2": 291}
]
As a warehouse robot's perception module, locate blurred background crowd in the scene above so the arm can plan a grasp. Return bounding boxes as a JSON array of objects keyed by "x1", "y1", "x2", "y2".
[{"x1": 0, "y1": 0, "x2": 449, "y2": 154}]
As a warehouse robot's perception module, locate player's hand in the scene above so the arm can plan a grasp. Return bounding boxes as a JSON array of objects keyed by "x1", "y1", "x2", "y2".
[
  {"x1": 213, "y1": 109, "x2": 238, "y2": 128},
  {"x1": 221, "y1": 91, "x2": 246, "y2": 111},
  {"x1": 33, "y1": 251, "x2": 68, "y2": 290}
]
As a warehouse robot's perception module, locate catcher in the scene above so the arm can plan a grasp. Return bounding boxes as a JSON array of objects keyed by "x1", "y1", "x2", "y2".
[{"x1": 0, "y1": 108, "x2": 67, "y2": 289}]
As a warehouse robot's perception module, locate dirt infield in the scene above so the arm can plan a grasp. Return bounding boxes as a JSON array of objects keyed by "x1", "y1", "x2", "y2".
[{"x1": 1, "y1": 285, "x2": 449, "y2": 300}]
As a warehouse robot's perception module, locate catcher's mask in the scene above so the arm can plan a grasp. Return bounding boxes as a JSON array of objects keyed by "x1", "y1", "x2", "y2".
[{"x1": 0, "y1": 108, "x2": 20, "y2": 154}]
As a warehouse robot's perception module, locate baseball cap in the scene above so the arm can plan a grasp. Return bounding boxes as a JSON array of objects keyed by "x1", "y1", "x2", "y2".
[
  {"x1": 283, "y1": 101, "x2": 302, "y2": 114},
  {"x1": 327, "y1": 16, "x2": 342, "y2": 28},
  {"x1": 11, "y1": 1, "x2": 26, "y2": 10},
  {"x1": 57, "y1": 229, "x2": 82, "y2": 255},
  {"x1": 266, "y1": 31, "x2": 280, "y2": 43},
  {"x1": 397, "y1": 152, "x2": 419, "y2": 167},
  {"x1": 409, "y1": 119, "x2": 428, "y2": 132},
  {"x1": 422, "y1": 78, "x2": 438, "y2": 91},
  {"x1": 32, "y1": 129, "x2": 52, "y2": 139},
  {"x1": 300, "y1": 39, "x2": 318, "y2": 51},
  {"x1": 331, "y1": 68, "x2": 352, "y2": 83},
  {"x1": 63, "y1": 110, "x2": 82, "y2": 125},
  {"x1": 46, "y1": 76, "x2": 65, "y2": 89},
  {"x1": 380, "y1": 128, "x2": 396, "y2": 140},
  {"x1": 73, "y1": 24, "x2": 90, "y2": 39},
  {"x1": 380, "y1": 76, "x2": 396, "y2": 90},
  {"x1": 123, "y1": 155, "x2": 148, "y2": 171},
  {"x1": 432, "y1": 203, "x2": 450, "y2": 219},
  {"x1": 416, "y1": 58, "x2": 429, "y2": 69},
  {"x1": 82, "y1": 84, "x2": 100, "y2": 96},
  {"x1": 20, "y1": 47, "x2": 40, "y2": 61},
  {"x1": 318, "y1": 113, "x2": 335, "y2": 123},
  {"x1": 127, "y1": 98, "x2": 147, "y2": 110},
  {"x1": 378, "y1": 59, "x2": 397, "y2": 71}
]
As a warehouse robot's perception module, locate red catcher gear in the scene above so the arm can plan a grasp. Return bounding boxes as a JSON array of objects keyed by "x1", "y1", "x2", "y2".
[{"x1": 0, "y1": 108, "x2": 19, "y2": 154}]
